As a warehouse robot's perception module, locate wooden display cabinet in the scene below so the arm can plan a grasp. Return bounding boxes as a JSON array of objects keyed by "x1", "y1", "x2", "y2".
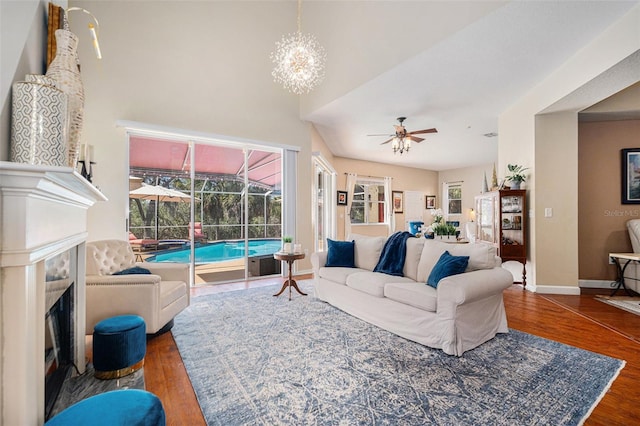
[{"x1": 475, "y1": 189, "x2": 527, "y2": 286}]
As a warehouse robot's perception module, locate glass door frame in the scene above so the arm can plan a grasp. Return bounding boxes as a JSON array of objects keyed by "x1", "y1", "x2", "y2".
[
  {"x1": 124, "y1": 123, "x2": 292, "y2": 286},
  {"x1": 312, "y1": 152, "x2": 337, "y2": 252}
]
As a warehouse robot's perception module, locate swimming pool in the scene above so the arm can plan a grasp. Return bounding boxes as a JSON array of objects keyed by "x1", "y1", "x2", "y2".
[{"x1": 145, "y1": 239, "x2": 282, "y2": 264}]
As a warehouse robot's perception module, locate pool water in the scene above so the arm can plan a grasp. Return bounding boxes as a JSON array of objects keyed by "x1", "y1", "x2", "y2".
[{"x1": 146, "y1": 239, "x2": 282, "y2": 264}]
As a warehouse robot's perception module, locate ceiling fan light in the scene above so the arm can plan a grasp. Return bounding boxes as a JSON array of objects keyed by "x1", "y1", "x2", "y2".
[{"x1": 373, "y1": 117, "x2": 436, "y2": 156}]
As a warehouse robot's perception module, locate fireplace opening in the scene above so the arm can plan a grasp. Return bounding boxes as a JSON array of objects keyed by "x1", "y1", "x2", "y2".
[{"x1": 44, "y1": 250, "x2": 75, "y2": 420}]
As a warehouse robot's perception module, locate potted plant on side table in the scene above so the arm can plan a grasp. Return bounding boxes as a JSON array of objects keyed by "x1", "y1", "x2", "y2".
[
  {"x1": 282, "y1": 236, "x2": 293, "y2": 253},
  {"x1": 433, "y1": 223, "x2": 458, "y2": 241}
]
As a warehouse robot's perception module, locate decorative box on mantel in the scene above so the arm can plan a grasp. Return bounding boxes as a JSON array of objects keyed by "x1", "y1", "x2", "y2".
[{"x1": 0, "y1": 161, "x2": 107, "y2": 425}]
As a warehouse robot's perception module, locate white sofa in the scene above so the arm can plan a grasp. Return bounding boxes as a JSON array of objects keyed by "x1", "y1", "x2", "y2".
[
  {"x1": 311, "y1": 234, "x2": 513, "y2": 356},
  {"x1": 85, "y1": 239, "x2": 190, "y2": 335}
]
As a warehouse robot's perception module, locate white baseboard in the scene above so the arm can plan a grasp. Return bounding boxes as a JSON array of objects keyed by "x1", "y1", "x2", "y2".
[
  {"x1": 532, "y1": 285, "x2": 581, "y2": 295},
  {"x1": 296, "y1": 268, "x2": 313, "y2": 276},
  {"x1": 579, "y1": 279, "x2": 615, "y2": 289}
]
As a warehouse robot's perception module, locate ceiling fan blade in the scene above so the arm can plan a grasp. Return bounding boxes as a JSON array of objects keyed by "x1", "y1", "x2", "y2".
[
  {"x1": 409, "y1": 128, "x2": 438, "y2": 135},
  {"x1": 380, "y1": 137, "x2": 394, "y2": 145},
  {"x1": 407, "y1": 135, "x2": 425, "y2": 143},
  {"x1": 367, "y1": 133, "x2": 392, "y2": 137}
]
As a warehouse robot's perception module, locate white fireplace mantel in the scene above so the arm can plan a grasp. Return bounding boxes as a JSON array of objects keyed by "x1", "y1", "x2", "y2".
[{"x1": 0, "y1": 161, "x2": 107, "y2": 425}]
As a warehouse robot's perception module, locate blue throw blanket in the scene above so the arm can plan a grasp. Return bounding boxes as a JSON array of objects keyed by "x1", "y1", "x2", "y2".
[{"x1": 373, "y1": 231, "x2": 415, "y2": 277}]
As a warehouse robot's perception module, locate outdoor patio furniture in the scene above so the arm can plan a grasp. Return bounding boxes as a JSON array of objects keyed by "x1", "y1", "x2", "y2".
[
  {"x1": 190, "y1": 222, "x2": 207, "y2": 243},
  {"x1": 129, "y1": 231, "x2": 159, "y2": 249},
  {"x1": 128, "y1": 231, "x2": 159, "y2": 261}
]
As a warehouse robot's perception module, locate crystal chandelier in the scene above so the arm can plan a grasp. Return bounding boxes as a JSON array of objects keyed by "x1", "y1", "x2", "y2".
[
  {"x1": 270, "y1": 0, "x2": 326, "y2": 95},
  {"x1": 392, "y1": 137, "x2": 411, "y2": 155}
]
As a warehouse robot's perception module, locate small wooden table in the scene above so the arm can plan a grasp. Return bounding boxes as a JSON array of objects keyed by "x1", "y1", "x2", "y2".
[
  {"x1": 273, "y1": 251, "x2": 306, "y2": 300},
  {"x1": 608, "y1": 253, "x2": 640, "y2": 296}
]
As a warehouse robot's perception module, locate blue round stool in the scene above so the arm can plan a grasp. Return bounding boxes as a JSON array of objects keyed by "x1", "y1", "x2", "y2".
[
  {"x1": 93, "y1": 315, "x2": 146, "y2": 379},
  {"x1": 45, "y1": 389, "x2": 165, "y2": 425}
]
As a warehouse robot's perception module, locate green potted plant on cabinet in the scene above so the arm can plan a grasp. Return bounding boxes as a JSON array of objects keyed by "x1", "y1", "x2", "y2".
[{"x1": 505, "y1": 164, "x2": 528, "y2": 190}]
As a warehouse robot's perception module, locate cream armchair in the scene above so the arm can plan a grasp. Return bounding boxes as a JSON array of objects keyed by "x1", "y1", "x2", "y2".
[
  {"x1": 85, "y1": 239, "x2": 190, "y2": 335},
  {"x1": 628, "y1": 219, "x2": 640, "y2": 252}
]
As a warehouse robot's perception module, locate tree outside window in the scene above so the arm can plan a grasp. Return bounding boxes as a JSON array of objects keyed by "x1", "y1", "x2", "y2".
[{"x1": 447, "y1": 183, "x2": 462, "y2": 215}]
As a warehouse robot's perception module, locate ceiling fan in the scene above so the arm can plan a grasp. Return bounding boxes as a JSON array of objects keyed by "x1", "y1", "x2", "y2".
[{"x1": 369, "y1": 117, "x2": 438, "y2": 154}]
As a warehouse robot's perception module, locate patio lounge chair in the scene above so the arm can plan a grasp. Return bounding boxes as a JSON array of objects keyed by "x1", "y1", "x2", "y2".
[
  {"x1": 129, "y1": 231, "x2": 159, "y2": 249},
  {"x1": 128, "y1": 232, "x2": 159, "y2": 260},
  {"x1": 189, "y1": 222, "x2": 207, "y2": 243}
]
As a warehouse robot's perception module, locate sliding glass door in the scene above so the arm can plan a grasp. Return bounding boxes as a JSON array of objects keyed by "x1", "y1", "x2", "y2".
[{"x1": 129, "y1": 136, "x2": 282, "y2": 285}]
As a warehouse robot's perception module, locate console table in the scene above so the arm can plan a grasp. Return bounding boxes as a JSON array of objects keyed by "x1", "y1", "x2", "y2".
[
  {"x1": 273, "y1": 252, "x2": 306, "y2": 301},
  {"x1": 608, "y1": 252, "x2": 640, "y2": 296}
]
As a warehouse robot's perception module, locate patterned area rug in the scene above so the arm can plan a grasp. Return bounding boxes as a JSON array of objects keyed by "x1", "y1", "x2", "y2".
[
  {"x1": 173, "y1": 282, "x2": 624, "y2": 425},
  {"x1": 596, "y1": 295, "x2": 640, "y2": 316}
]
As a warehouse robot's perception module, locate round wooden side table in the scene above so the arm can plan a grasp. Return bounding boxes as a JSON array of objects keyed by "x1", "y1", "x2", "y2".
[{"x1": 273, "y1": 252, "x2": 306, "y2": 300}]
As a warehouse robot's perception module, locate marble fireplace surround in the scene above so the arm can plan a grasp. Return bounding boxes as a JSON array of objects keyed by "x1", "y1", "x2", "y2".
[{"x1": 0, "y1": 162, "x2": 106, "y2": 425}]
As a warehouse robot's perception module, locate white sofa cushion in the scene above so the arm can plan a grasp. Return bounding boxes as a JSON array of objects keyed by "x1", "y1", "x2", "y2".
[
  {"x1": 417, "y1": 240, "x2": 450, "y2": 283},
  {"x1": 416, "y1": 240, "x2": 499, "y2": 283},
  {"x1": 448, "y1": 242, "x2": 498, "y2": 271},
  {"x1": 318, "y1": 267, "x2": 361, "y2": 285},
  {"x1": 346, "y1": 271, "x2": 415, "y2": 297},
  {"x1": 384, "y1": 282, "x2": 438, "y2": 312},
  {"x1": 403, "y1": 237, "x2": 425, "y2": 281},
  {"x1": 349, "y1": 234, "x2": 385, "y2": 271}
]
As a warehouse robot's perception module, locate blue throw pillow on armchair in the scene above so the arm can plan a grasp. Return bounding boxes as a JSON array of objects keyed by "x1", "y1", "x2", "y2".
[
  {"x1": 427, "y1": 251, "x2": 469, "y2": 288},
  {"x1": 113, "y1": 266, "x2": 151, "y2": 275},
  {"x1": 325, "y1": 239, "x2": 355, "y2": 268}
]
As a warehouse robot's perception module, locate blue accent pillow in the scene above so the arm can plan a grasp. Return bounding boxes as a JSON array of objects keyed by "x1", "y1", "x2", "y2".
[
  {"x1": 325, "y1": 239, "x2": 355, "y2": 268},
  {"x1": 427, "y1": 251, "x2": 469, "y2": 288},
  {"x1": 113, "y1": 266, "x2": 152, "y2": 275}
]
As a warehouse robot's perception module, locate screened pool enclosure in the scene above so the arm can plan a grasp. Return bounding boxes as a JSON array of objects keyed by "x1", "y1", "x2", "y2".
[{"x1": 128, "y1": 135, "x2": 284, "y2": 284}]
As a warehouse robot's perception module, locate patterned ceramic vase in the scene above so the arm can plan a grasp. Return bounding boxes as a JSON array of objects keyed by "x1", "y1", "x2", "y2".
[
  {"x1": 10, "y1": 75, "x2": 68, "y2": 166},
  {"x1": 46, "y1": 29, "x2": 84, "y2": 167}
]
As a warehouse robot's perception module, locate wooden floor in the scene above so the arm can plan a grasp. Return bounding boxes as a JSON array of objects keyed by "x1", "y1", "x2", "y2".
[{"x1": 144, "y1": 279, "x2": 640, "y2": 426}]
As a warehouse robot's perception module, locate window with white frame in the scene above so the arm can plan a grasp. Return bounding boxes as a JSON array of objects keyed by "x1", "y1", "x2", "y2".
[
  {"x1": 350, "y1": 178, "x2": 387, "y2": 224},
  {"x1": 444, "y1": 182, "x2": 462, "y2": 216}
]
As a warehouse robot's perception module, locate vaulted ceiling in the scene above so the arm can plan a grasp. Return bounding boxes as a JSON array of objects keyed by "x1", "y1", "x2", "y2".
[{"x1": 299, "y1": 1, "x2": 639, "y2": 171}]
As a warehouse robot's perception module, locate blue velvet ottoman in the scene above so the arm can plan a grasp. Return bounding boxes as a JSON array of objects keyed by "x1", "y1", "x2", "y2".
[
  {"x1": 45, "y1": 389, "x2": 165, "y2": 426},
  {"x1": 93, "y1": 315, "x2": 146, "y2": 379}
]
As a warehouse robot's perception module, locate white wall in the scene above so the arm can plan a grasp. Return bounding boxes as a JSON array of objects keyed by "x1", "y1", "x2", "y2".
[
  {"x1": 499, "y1": 4, "x2": 640, "y2": 293},
  {"x1": 0, "y1": 0, "x2": 67, "y2": 160},
  {"x1": 67, "y1": 1, "x2": 315, "y2": 269}
]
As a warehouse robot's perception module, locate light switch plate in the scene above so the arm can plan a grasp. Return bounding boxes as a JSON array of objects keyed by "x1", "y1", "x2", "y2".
[{"x1": 544, "y1": 207, "x2": 553, "y2": 218}]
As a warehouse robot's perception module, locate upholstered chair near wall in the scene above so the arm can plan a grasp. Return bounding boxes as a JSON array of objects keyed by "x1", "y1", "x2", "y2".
[
  {"x1": 85, "y1": 240, "x2": 190, "y2": 335},
  {"x1": 465, "y1": 221, "x2": 477, "y2": 243},
  {"x1": 627, "y1": 220, "x2": 640, "y2": 252}
]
